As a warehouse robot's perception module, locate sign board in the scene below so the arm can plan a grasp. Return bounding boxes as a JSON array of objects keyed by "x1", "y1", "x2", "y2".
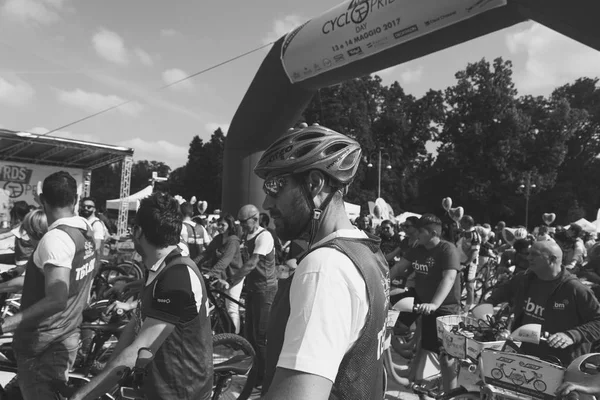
[
  {"x1": 281, "y1": 0, "x2": 507, "y2": 83},
  {"x1": 0, "y1": 161, "x2": 85, "y2": 215}
]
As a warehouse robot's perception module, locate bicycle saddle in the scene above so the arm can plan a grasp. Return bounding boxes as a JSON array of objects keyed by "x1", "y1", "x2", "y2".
[{"x1": 214, "y1": 355, "x2": 253, "y2": 375}]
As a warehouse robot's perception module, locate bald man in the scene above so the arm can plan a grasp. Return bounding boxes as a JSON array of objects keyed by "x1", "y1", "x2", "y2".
[
  {"x1": 227, "y1": 204, "x2": 277, "y2": 388},
  {"x1": 486, "y1": 240, "x2": 600, "y2": 365}
]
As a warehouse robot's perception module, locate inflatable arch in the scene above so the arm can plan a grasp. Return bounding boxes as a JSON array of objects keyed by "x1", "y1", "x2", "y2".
[{"x1": 222, "y1": 0, "x2": 598, "y2": 214}]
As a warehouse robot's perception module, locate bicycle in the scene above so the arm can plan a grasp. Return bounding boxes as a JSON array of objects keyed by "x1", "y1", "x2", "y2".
[
  {"x1": 204, "y1": 274, "x2": 246, "y2": 335},
  {"x1": 386, "y1": 297, "x2": 481, "y2": 400}
]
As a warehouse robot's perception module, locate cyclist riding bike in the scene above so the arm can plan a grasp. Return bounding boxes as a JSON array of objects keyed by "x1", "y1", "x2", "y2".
[
  {"x1": 70, "y1": 192, "x2": 213, "y2": 400},
  {"x1": 256, "y1": 124, "x2": 388, "y2": 400},
  {"x1": 485, "y1": 240, "x2": 600, "y2": 366},
  {"x1": 390, "y1": 214, "x2": 461, "y2": 392}
]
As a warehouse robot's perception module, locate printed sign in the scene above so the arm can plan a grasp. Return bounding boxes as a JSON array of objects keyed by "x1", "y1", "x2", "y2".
[
  {"x1": 0, "y1": 161, "x2": 84, "y2": 212},
  {"x1": 281, "y1": 0, "x2": 507, "y2": 83}
]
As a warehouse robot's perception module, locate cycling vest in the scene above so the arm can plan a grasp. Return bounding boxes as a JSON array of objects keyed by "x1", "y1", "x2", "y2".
[
  {"x1": 141, "y1": 252, "x2": 213, "y2": 400},
  {"x1": 14, "y1": 224, "x2": 98, "y2": 356},
  {"x1": 181, "y1": 221, "x2": 206, "y2": 260},
  {"x1": 242, "y1": 229, "x2": 277, "y2": 292},
  {"x1": 263, "y1": 235, "x2": 389, "y2": 399}
]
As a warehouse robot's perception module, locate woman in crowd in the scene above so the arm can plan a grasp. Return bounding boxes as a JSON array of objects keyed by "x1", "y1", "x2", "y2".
[{"x1": 202, "y1": 213, "x2": 244, "y2": 333}]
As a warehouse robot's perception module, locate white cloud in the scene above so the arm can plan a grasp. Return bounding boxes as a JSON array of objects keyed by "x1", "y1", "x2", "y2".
[
  {"x1": 118, "y1": 137, "x2": 188, "y2": 168},
  {"x1": 1, "y1": 0, "x2": 63, "y2": 24},
  {"x1": 92, "y1": 29, "x2": 129, "y2": 65},
  {"x1": 0, "y1": 75, "x2": 35, "y2": 105},
  {"x1": 134, "y1": 48, "x2": 153, "y2": 67},
  {"x1": 263, "y1": 15, "x2": 305, "y2": 45},
  {"x1": 205, "y1": 123, "x2": 230, "y2": 135},
  {"x1": 160, "y1": 28, "x2": 178, "y2": 37},
  {"x1": 29, "y1": 126, "x2": 100, "y2": 142},
  {"x1": 400, "y1": 66, "x2": 424, "y2": 84},
  {"x1": 162, "y1": 68, "x2": 194, "y2": 91},
  {"x1": 506, "y1": 23, "x2": 600, "y2": 94},
  {"x1": 57, "y1": 88, "x2": 143, "y2": 116}
]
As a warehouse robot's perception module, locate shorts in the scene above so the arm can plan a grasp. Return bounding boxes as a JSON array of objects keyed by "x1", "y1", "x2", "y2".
[{"x1": 420, "y1": 305, "x2": 459, "y2": 354}]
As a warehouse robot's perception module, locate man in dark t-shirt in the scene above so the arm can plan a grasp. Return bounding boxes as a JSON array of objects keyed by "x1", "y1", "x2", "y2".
[
  {"x1": 71, "y1": 192, "x2": 213, "y2": 400},
  {"x1": 390, "y1": 213, "x2": 460, "y2": 392}
]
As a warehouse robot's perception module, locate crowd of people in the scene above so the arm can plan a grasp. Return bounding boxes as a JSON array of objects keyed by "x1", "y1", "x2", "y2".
[{"x1": 0, "y1": 124, "x2": 599, "y2": 399}]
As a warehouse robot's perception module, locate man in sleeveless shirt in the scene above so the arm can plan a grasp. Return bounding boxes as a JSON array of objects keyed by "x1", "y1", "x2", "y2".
[
  {"x1": 254, "y1": 125, "x2": 389, "y2": 400},
  {"x1": 0, "y1": 172, "x2": 98, "y2": 399},
  {"x1": 71, "y1": 192, "x2": 213, "y2": 400}
]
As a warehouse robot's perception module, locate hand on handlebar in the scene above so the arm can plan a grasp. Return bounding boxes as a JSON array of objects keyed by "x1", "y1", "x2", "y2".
[
  {"x1": 214, "y1": 279, "x2": 230, "y2": 291},
  {"x1": 105, "y1": 280, "x2": 128, "y2": 298},
  {"x1": 547, "y1": 332, "x2": 574, "y2": 349},
  {"x1": 415, "y1": 303, "x2": 439, "y2": 315},
  {"x1": 105, "y1": 300, "x2": 135, "y2": 314},
  {"x1": 557, "y1": 376, "x2": 600, "y2": 397}
]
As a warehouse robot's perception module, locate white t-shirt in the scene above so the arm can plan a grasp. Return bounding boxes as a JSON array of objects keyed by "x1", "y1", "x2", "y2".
[
  {"x1": 277, "y1": 228, "x2": 369, "y2": 383},
  {"x1": 87, "y1": 216, "x2": 107, "y2": 241},
  {"x1": 246, "y1": 227, "x2": 274, "y2": 256},
  {"x1": 34, "y1": 216, "x2": 90, "y2": 270}
]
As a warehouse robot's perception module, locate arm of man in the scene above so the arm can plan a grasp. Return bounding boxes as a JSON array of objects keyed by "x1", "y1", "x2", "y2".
[
  {"x1": 229, "y1": 230, "x2": 273, "y2": 285},
  {"x1": 385, "y1": 247, "x2": 402, "y2": 263},
  {"x1": 1, "y1": 264, "x2": 70, "y2": 332},
  {"x1": 389, "y1": 258, "x2": 412, "y2": 281},
  {"x1": 91, "y1": 221, "x2": 105, "y2": 252},
  {"x1": 202, "y1": 225, "x2": 212, "y2": 246},
  {"x1": 70, "y1": 317, "x2": 174, "y2": 400},
  {"x1": 418, "y1": 244, "x2": 460, "y2": 314},
  {"x1": 264, "y1": 249, "x2": 366, "y2": 400},
  {"x1": 561, "y1": 284, "x2": 600, "y2": 345},
  {"x1": 228, "y1": 254, "x2": 259, "y2": 286},
  {"x1": 0, "y1": 276, "x2": 25, "y2": 294}
]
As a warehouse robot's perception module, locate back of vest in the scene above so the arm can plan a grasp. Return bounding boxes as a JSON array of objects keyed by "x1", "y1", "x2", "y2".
[
  {"x1": 243, "y1": 229, "x2": 277, "y2": 291},
  {"x1": 182, "y1": 221, "x2": 205, "y2": 260},
  {"x1": 15, "y1": 225, "x2": 98, "y2": 356},
  {"x1": 141, "y1": 255, "x2": 213, "y2": 400},
  {"x1": 263, "y1": 235, "x2": 389, "y2": 400}
]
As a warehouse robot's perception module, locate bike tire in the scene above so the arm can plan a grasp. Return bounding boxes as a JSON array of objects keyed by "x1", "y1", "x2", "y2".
[
  {"x1": 212, "y1": 333, "x2": 256, "y2": 400},
  {"x1": 114, "y1": 261, "x2": 144, "y2": 281},
  {"x1": 491, "y1": 368, "x2": 503, "y2": 380},
  {"x1": 533, "y1": 380, "x2": 547, "y2": 392},
  {"x1": 210, "y1": 301, "x2": 235, "y2": 335}
]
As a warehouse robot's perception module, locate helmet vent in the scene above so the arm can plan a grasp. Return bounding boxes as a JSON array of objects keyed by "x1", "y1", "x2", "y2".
[
  {"x1": 292, "y1": 143, "x2": 319, "y2": 158},
  {"x1": 340, "y1": 149, "x2": 361, "y2": 168},
  {"x1": 324, "y1": 143, "x2": 347, "y2": 155},
  {"x1": 296, "y1": 131, "x2": 326, "y2": 142}
]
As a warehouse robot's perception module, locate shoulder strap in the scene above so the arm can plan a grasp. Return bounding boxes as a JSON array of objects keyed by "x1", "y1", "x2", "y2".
[{"x1": 160, "y1": 254, "x2": 203, "y2": 281}]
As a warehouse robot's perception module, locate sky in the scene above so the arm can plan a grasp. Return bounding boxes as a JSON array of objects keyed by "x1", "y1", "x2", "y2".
[{"x1": 0, "y1": 0, "x2": 599, "y2": 170}]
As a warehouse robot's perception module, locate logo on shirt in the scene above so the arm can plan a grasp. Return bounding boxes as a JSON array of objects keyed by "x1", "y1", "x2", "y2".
[
  {"x1": 413, "y1": 257, "x2": 435, "y2": 274},
  {"x1": 156, "y1": 298, "x2": 171, "y2": 304},
  {"x1": 524, "y1": 297, "x2": 545, "y2": 320},
  {"x1": 84, "y1": 241, "x2": 95, "y2": 258},
  {"x1": 553, "y1": 300, "x2": 567, "y2": 310},
  {"x1": 75, "y1": 259, "x2": 96, "y2": 281}
]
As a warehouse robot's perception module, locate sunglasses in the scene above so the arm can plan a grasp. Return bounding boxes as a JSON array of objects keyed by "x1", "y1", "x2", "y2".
[
  {"x1": 239, "y1": 214, "x2": 258, "y2": 224},
  {"x1": 262, "y1": 174, "x2": 291, "y2": 198},
  {"x1": 82, "y1": 205, "x2": 95, "y2": 209}
]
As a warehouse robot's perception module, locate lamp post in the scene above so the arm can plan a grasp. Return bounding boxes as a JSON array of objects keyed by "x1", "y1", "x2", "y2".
[
  {"x1": 367, "y1": 148, "x2": 392, "y2": 198},
  {"x1": 517, "y1": 171, "x2": 536, "y2": 229}
]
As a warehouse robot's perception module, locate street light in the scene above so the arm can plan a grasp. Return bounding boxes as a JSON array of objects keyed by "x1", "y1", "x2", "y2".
[
  {"x1": 366, "y1": 148, "x2": 392, "y2": 198},
  {"x1": 517, "y1": 171, "x2": 537, "y2": 229}
]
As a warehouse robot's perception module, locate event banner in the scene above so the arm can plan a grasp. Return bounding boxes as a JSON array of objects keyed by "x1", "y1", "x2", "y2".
[
  {"x1": 281, "y1": 0, "x2": 507, "y2": 83},
  {"x1": 0, "y1": 161, "x2": 84, "y2": 216}
]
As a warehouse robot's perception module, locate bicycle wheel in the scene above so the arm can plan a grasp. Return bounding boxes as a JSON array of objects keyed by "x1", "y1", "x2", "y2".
[
  {"x1": 491, "y1": 368, "x2": 503, "y2": 380},
  {"x1": 212, "y1": 333, "x2": 256, "y2": 400},
  {"x1": 114, "y1": 261, "x2": 144, "y2": 281},
  {"x1": 533, "y1": 380, "x2": 547, "y2": 392}
]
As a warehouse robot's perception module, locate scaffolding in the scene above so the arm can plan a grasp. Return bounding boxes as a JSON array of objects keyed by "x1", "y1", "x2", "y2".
[{"x1": 117, "y1": 156, "x2": 134, "y2": 236}]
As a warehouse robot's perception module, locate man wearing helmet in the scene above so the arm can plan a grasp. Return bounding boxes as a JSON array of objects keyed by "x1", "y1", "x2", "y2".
[{"x1": 256, "y1": 125, "x2": 389, "y2": 400}]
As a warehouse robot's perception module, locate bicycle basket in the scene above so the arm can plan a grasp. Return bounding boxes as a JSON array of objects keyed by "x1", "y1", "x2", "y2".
[{"x1": 479, "y1": 349, "x2": 565, "y2": 398}]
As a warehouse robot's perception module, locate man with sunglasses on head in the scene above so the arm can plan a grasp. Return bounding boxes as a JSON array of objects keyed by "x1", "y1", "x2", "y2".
[
  {"x1": 223, "y1": 204, "x2": 277, "y2": 389},
  {"x1": 256, "y1": 125, "x2": 388, "y2": 400}
]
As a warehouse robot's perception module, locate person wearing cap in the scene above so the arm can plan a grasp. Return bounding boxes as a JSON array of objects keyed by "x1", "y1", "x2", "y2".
[
  {"x1": 255, "y1": 124, "x2": 388, "y2": 400},
  {"x1": 563, "y1": 223, "x2": 587, "y2": 270},
  {"x1": 223, "y1": 204, "x2": 277, "y2": 388}
]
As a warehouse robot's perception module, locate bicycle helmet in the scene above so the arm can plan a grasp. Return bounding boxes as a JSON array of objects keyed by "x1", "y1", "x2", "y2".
[
  {"x1": 254, "y1": 124, "x2": 362, "y2": 185},
  {"x1": 255, "y1": 124, "x2": 362, "y2": 246}
]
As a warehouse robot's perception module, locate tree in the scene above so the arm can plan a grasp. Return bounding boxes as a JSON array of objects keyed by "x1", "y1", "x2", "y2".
[{"x1": 130, "y1": 160, "x2": 171, "y2": 194}]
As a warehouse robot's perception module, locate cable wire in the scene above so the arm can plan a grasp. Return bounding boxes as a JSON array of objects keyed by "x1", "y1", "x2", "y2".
[{"x1": 30, "y1": 41, "x2": 274, "y2": 135}]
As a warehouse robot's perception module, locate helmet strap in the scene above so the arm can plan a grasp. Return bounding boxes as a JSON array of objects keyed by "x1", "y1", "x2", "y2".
[{"x1": 300, "y1": 182, "x2": 338, "y2": 247}]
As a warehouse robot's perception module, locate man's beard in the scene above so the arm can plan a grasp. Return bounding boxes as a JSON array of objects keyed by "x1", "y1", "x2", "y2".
[
  {"x1": 81, "y1": 210, "x2": 92, "y2": 218},
  {"x1": 273, "y1": 195, "x2": 311, "y2": 242}
]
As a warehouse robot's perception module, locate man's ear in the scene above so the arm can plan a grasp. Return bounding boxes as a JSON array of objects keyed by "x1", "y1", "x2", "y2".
[{"x1": 306, "y1": 170, "x2": 327, "y2": 196}]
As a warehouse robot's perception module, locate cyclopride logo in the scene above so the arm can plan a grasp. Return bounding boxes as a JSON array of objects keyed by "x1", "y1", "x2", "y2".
[{"x1": 322, "y1": 0, "x2": 396, "y2": 34}]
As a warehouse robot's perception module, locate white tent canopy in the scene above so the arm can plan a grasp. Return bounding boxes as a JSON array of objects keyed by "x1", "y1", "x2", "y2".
[{"x1": 106, "y1": 185, "x2": 153, "y2": 211}]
